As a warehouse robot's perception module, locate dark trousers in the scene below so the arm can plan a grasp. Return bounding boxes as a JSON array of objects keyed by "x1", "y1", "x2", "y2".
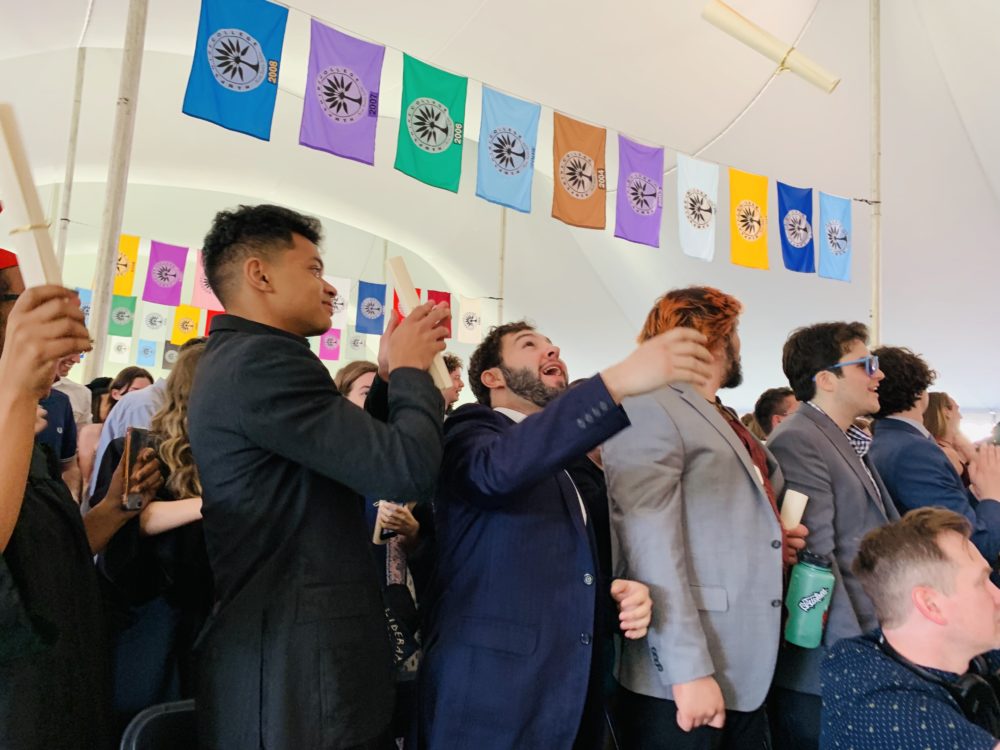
[
  {"x1": 617, "y1": 688, "x2": 769, "y2": 750},
  {"x1": 767, "y1": 687, "x2": 820, "y2": 750}
]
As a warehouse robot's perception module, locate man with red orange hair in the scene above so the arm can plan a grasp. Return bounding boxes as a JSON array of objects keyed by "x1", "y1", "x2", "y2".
[{"x1": 603, "y1": 286, "x2": 808, "y2": 749}]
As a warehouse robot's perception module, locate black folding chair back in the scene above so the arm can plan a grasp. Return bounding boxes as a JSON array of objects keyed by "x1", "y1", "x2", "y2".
[{"x1": 119, "y1": 699, "x2": 196, "y2": 750}]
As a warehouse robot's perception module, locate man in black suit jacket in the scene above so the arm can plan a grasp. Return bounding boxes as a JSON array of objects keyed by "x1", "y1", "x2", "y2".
[
  {"x1": 188, "y1": 205, "x2": 450, "y2": 749},
  {"x1": 420, "y1": 319, "x2": 712, "y2": 750}
]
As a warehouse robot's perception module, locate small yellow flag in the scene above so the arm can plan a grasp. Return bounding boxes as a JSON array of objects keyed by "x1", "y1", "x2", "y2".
[
  {"x1": 170, "y1": 304, "x2": 201, "y2": 346},
  {"x1": 113, "y1": 235, "x2": 140, "y2": 296},
  {"x1": 729, "y1": 168, "x2": 769, "y2": 269}
]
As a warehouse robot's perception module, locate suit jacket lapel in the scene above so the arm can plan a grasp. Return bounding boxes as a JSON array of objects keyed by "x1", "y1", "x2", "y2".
[
  {"x1": 673, "y1": 384, "x2": 766, "y2": 497},
  {"x1": 799, "y1": 406, "x2": 889, "y2": 519}
]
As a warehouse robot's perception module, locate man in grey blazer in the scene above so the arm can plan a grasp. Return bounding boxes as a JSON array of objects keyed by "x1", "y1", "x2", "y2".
[
  {"x1": 603, "y1": 287, "x2": 808, "y2": 750},
  {"x1": 767, "y1": 321, "x2": 899, "y2": 750}
]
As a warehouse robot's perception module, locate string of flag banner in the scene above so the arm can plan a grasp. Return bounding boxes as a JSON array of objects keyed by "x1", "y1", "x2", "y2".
[
  {"x1": 180, "y1": 0, "x2": 856, "y2": 282},
  {"x1": 79, "y1": 234, "x2": 487, "y2": 370}
]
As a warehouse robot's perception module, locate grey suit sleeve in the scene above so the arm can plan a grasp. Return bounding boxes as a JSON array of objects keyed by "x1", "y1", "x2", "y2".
[
  {"x1": 769, "y1": 432, "x2": 863, "y2": 640},
  {"x1": 604, "y1": 394, "x2": 715, "y2": 688}
]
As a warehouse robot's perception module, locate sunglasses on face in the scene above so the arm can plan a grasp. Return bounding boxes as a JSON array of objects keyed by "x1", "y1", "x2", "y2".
[{"x1": 813, "y1": 354, "x2": 880, "y2": 381}]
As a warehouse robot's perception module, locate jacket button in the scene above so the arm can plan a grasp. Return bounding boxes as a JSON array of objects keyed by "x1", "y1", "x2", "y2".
[
  {"x1": 577, "y1": 418, "x2": 586, "y2": 429},
  {"x1": 583, "y1": 573, "x2": 594, "y2": 586},
  {"x1": 771, "y1": 599, "x2": 782, "y2": 608},
  {"x1": 580, "y1": 633, "x2": 592, "y2": 645},
  {"x1": 771, "y1": 540, "x2": 782, "y2": 549}
]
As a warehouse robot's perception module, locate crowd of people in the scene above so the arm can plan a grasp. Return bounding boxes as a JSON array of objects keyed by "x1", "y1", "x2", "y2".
[{"x1": 1, "y1": 205, "x2": 999, "y2": 750}]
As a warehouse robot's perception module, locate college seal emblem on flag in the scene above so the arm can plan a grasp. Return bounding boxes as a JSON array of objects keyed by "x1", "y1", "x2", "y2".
[
  {"x1": 208, "y1": 29, "x2": 269, "y2": 92},
  {"x1": 407, "y1": 98, "x2": 455, "y2": 153},
  {"x1": 317, "y1": 67, "x2": 367, "y2": 123}
]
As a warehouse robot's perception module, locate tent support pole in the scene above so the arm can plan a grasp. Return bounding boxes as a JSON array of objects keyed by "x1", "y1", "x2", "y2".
[
  {"x1": 497, "y1": 208, "x2": 506, "y2": 323},
  {"x1": 56, "y1": 47, "x2": 87, "y2": 269},
  {"x1": 869, "y1": 0, "x2": 882, "y2": 344},
  {"x1": 84, "y1": 0, "x2": 148, "y2": 382}
]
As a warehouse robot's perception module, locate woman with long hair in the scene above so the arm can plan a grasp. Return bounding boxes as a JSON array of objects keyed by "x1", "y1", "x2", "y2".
[
  {"x1": 91, "y1": 343, "x2": 211, "y2": 732},
  {"x1": 924, "y1": 391, "x2": 975, "y2": 486}
]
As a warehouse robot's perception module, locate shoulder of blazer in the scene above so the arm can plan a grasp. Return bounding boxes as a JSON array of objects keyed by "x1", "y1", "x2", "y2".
[{"x1": 444, "y1": 403, "x2": 512, "y2": 438}]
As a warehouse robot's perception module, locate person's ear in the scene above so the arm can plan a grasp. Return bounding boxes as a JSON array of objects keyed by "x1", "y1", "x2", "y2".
[
  {"x1": 911, "y1": 585, "x2": 947, "y2": 626},
  {"x1": 814, "y1": 369, "x2": 836, "y2": 395},
  {"x1": 244, "y1": 258, "x2": 272, "y2": 292},
  {"x1": 481, "y1": 367, "x2": 505, "y2": 391}
]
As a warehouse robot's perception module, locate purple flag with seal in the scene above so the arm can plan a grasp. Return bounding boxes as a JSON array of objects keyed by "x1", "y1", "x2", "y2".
[
  {"x1": 142, "y1": 241, "x2": 188, "y2": 306},
  {"x1": 299, "y1": 20, "x2": 385, "y2": 166},
  {"x1": 614, "y1": 135, "x2": 664, "y2": 247}
]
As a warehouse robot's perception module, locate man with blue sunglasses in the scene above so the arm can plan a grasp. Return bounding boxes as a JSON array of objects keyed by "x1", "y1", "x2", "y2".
[{"x1": 766, "y1": 322, "x2": 899, "y2": 750}]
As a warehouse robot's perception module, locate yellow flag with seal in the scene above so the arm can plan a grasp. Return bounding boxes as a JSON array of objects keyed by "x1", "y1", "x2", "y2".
[
  {"x1": 170, "y1": 304, "x2": 201, "y2": 345},
  {"x1": 729, "y1": 168, "x2": 769, "y2": 269},
  {"x1": 113, "y1": 234, "x2": 140, "y2": 296}
]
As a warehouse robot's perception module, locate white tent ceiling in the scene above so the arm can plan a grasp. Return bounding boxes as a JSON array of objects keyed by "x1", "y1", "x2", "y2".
[{"x1": 1, "y1": 0, "x2": 997, "y2": 416}]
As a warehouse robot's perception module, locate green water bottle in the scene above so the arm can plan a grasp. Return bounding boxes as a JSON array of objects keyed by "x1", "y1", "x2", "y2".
[{"x1": 784, "y1": 551, "x2": 835, "y2": 649}]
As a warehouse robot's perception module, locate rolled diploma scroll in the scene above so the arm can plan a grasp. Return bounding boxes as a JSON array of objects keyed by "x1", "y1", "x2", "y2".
[{"x1": 780, "y1": 489, "x2": 809, "y2": 530}]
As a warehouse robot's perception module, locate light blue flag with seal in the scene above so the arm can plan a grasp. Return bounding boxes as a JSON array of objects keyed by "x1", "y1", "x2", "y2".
[
  {"x1": 777, "y1": 182, "x2": 815, "y2": 273},
  {"x1": 76, "y1": 288, "x2": 92, "y2": 329},
  {"x1": 818, "y1": 191, "x2": 852, "y2": 282},
  {"x1": 182, "y1": 0, "x2": 288, "y2": 141},
  {"x1": 355, "y1": 280, "x2": 386, "y2": 335},
  {"x1": 136, "y1": 339, "x2": 158, "y2": 368},
  {"x1": 476, "y1": 87, "x2": 540, "y2": 213}
]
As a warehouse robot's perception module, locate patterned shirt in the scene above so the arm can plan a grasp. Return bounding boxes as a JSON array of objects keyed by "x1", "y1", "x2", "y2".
[{"x1": 821, "y1": 630, "x2": 1000, "y2": 749}]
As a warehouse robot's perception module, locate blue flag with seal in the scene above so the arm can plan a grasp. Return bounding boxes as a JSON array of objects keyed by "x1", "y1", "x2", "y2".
[
  {"x1": 476, "y1": 87, "x2": 540, "y2": 213},
  {"x1": 818, "y1": 192, "x2": 852, "y2": 282},
  {"x1": 777, "y1": 182, "x2": 815, "y2": 273},
  {"x1": 355, "y1": 280, "x2": 386, "y2": 335},
  {"x1": 136, "y1": 339, "x2": 158, "y2": 368},
  {"x1": 182, "y1": 0, "x2": 288, "y2": 141}
]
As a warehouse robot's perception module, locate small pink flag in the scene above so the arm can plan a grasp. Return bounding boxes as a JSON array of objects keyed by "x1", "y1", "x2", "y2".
[
  {"x1": 319, "y1": 328, "x2": 341, "y2": 360},
  {"x1": 192, "y1": 251, "x2": 223, "y2": 311}
]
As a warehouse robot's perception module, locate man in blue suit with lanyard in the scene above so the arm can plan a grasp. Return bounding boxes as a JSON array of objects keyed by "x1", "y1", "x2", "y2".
[{"x1": 420, "y1": 319, "x2": 712, "y2": 750}]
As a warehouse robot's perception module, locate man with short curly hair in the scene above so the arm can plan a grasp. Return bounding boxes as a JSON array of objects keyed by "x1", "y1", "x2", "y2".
[{"x1": 869, "y1": 345, "x2": 1000, "y2": 568}]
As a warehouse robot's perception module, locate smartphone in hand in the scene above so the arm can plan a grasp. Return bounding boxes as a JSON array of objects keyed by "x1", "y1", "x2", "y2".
[
  {"x1": 122, "y1": 427, "x2": 150, "y2": 511},
  {"x1": 372, "y1": 500, "x2": 399, "y2": 545}
]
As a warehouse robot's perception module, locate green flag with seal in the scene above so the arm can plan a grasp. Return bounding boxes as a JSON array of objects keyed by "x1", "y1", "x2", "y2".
[
  {"x1": 394, "y1": 55, "x2": 467, "y2": 192},
  {"x1": 108, "y1": 295, "x2": 137, "y2": 337}
]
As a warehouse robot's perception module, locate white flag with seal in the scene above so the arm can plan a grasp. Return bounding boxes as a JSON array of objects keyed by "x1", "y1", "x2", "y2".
[
  {"x1": 677, "y1": 154, "x2": 719, "y2": 261},
  {"x1": 324, "y1": 276, "x2": 353, "y2": 330},
  {"x1": 139, "y1": 302, "x2": 173, "y2": 341},
  {"x1": 457, "y1": 296, "x2": 482, "y2": 344},
  {"x1": 108, "y1": 336, "x2": 132, "y2": 364}
]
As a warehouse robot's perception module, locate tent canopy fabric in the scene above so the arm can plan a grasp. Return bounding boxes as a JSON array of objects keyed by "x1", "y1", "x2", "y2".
[{"x1": 0, "y1": 0, "x2": 996, "y2": 413}]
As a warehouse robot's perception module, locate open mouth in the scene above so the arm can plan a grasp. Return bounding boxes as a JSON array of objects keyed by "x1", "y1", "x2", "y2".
[{"x1": 541, "y1": 363, "x2": 565, "y2": 379}]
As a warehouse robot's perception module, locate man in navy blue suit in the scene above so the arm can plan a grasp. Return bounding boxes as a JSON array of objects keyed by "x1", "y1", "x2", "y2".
[
  {"x1": 869, "y1": 346, "x2": 1000, "y2": 569},
  {"x1": 419, "y1": 320, "x2": 712, "y2": 750}
]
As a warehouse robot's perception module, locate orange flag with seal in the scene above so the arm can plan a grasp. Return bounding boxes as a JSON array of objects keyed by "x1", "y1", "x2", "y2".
[{"x1": 552, "y1": 113, "x2": 606, "y2": 229}]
